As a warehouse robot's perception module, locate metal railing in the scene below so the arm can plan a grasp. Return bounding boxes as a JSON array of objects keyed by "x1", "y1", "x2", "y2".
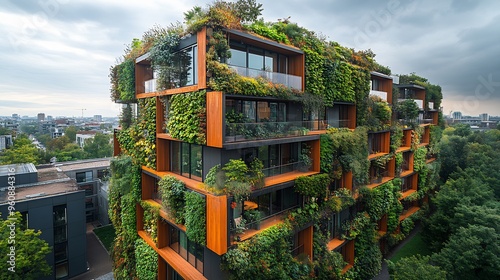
[
  {"x1": 228, "y1": 65, "x2": 302, "y2": 90},
  {"x1": 261, "y1": 160, "x2": 313, "y2": 177},
  {"x1": 370, "y1": 90, "x2": 388, "y2": 102}
]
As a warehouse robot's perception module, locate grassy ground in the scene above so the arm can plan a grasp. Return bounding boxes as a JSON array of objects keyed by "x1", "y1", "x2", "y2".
[
  {"x1": 93, "y1": 224, "x2": 116, "y2": 251},
  {"x1": 389, "y1": 231, "x2": 432, "y2": 263}
]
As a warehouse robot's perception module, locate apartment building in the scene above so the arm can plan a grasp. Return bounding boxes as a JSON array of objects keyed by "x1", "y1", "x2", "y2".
[{"x1": 112, "y1": 15, "x2": 442, "y2": 280}]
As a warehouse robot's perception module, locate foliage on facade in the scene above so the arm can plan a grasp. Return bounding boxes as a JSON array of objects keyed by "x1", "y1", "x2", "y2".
[
  {"x1": 184, "y1": 191, "x2": 207, "y2": 245},
  {"x1": 134, "y1": 239, "x2": 158, "y2": 280},
  {"x1": 320, "y1": 127, "x2": 369, "y2": 185},
  {"x1": 117, "y1": 97, "x2": 156, "y2": 168},
  {"x1": 166, "y1": 90, "x2": 207, "y2": 145},
  {"x1": 108, "y1": 156, "x2": 141, "y2": 279},
  {"x1": 158, "y1": 175, "x2": 187, "y2": 224},
  {"x1": 222, "y1": 223, "x2": 311, "y2": 280}
]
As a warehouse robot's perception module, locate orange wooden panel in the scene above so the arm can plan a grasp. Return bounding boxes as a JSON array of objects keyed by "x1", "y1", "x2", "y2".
[
  {"x1": 157, "y1": 85, "x2": 199, "y2": 97},
  {"x1": 156, "y1": 138, "x2": 169, "y2": 172},
  {"x1": 157, "y1": 218, "x2": 169, "y2": 249},
  {"x1": 136, "y1": 92, "x2": 157, "y2": 99},
  {"x1": 141, "y1": 172, "x2": 155, "y2": 200},
  {"x1": 415, "y1": 89, "x2": 426, "y2": 101},
  {"x1": 378, "y1": 214, "x2": 388, "y2": 232},
  {"x1": 288, "y1": 54, "x2": 305, "y2": 91},
  {"x1": 409, "y1": 152, "x2": 414, "y2": 172},
  {"x1": 157, "y1": 246, "x2": 207, "y2": 280},
  {"x1": 310, "y1": 139, "x2": 321, "y2": 172},
  {"x1": 387, "y1": 157, "x2": 396, "y2": 178},
  {"x1": 412, "y1": 173, "x2": 418, "y2": 190},
  {"x1": 343, "y1": 171, "x2": 353, "y2": 191},
  {"x1": 197, "y1": 27, "x2": 207, "y2": 90},
  {"x1": 156, "y1": 97, "x2": 165, "y2": 134},
  {"x1": 348, "y1": 105, "x2": 356, "y2": 129},
  {"x1": 345, "y1": 240, "x2": 355, "y2": 265},
  {"x1": 299, "y1": 226, "x2": 313, "y2": 259},
  {"x1": 382, "y1": 131, "x2": 390, "y2": 153},
  {"x1": 206, "y1": 194, "x2": 228, "y2": 255},
  {"x1": 158, "y1": 257, "x2": 167, "y2": 280},
  {"x1": 135, "y1": 63, "x2": 152, "y2": 95},
  {"x1": 113, "y1": 129, "x2": 121, "y2": 156},
  {"x1": 206, "y1": 91, "x2": 223, "y2": 148}
]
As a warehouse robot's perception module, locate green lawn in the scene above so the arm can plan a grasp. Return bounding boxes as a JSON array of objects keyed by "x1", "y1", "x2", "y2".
[
  {"x1": 389, "y1": 231, "x2": 432, "y2": 263},
  {"x1": 93, "y1": 224, "x2": 116, "y2": 251}
]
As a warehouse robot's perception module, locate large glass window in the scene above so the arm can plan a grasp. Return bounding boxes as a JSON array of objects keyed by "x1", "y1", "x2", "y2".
[
  {"x1": 171, "y1": 142, "x2": 202, "y2": 181},
  {"x1": 247, "y1": 186, "x2": 298, "y2": 220},
  {"x1": 53, "y1": 205, "x2": 68, "y2": 279},
  {"x1": 228, "y1": 41, "x2": 287, "y2": 73},
  {"x1": 169, "y1": 45, "x2": 197, "y2": 88},
  {"x1": 169, "y1": 225, "x2": 204, "y2": 273},
  {"x1": 76, "y1": 171, "x2": 93, "y2": 183}
]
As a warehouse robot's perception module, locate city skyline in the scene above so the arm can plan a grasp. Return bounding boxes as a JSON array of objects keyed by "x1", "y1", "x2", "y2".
[{"x1": 1, "y1": 0, "x2": 499, "y2": 117}]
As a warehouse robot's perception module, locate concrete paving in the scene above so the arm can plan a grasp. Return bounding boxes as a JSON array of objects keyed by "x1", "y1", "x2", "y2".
[{"x1": 70, "y1": 223, "x2": 113, "y2": 280}]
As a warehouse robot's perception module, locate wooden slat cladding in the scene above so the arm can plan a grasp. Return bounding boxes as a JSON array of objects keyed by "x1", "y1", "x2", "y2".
[
  {"x1": 206, "y1": 91, "x2": 223, "y2": 148},
  {"x1": 206, "y1": 194, "x2": 228, "y2": 255}
]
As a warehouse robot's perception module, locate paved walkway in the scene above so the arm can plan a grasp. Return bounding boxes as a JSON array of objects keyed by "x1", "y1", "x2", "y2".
[
  {"x1": 70, "y1": 223, "x2": 114, "y2": 280},
  {"x1": 372, "y1": 224, "x2": 422, "y2": 280}
]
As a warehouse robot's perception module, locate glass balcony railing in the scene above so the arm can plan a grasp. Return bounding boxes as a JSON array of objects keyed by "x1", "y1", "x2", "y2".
[
  {"x1": 398, "y1": 99, "x2": 424, "y2": 110},
  {"x1": 262, "y1": 160, "x2": 313, "y2": 177},
  {"x1": 225, "y1": 120, "x2": 349, "y2": 142},
  {"x1": 228, "y1": 65, "x2": 302, "y2": 90},
  {"x1": 144, "y1": 78, "x2": 157, "y2": 93},
  {"x1": 370, "y1": 90, "x2": 388, "y2": 102}
]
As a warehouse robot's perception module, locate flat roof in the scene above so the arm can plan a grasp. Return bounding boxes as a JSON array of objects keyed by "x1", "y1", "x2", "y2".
[
  {"x1": 57, "y1": 158, "x2": 110, "y2": 172},
  {"x1": 397, "y1": 84, "x2": 426, "y2": 90},
  {"x1": 370, "y1": 71, "x2": 393, "y2": 80},
  {"x1": 0, "y1": 165, "x2": 79, "y2": 203},
  {"x1": 0, "y1": 163, "x2": 37, "y2": 177}
]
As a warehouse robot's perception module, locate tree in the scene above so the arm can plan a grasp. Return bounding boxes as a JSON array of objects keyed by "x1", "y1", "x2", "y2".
[
  {"x1": 432, "y1": 225, "x2": 500, "y2": 280},
  {"x1": 46, "y1": 135, "x2": 70, "y2": 151},
  {"x1": 0, "y1": 127, "x2": 13, "y2": 135},
  {"x1": 0, "y1": 212, "x2": 51, "y2": 279},
  {"x1": 84, "y1": 133, "x2": 113, "y2": 159},
  {"x1": 387, "y1": 255, "x2": 446, "y2": 280},
  {"x1": 0, "y1": 134, "x2": 39, "y2": 164},
  {"x1": 64, "y1": 126, "x2": 77, "y2": 142},
  {"x1": 452, "y1": 123, "x2": 472, "y2": 137}
]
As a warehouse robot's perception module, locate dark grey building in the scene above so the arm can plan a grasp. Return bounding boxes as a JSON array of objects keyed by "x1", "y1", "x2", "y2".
[
  {"x1": 0, "y1": 164, "x2": 87, "y2": 280},
  {"x1": 56, "y1": 158, "x2": 111, "y2": 225}
]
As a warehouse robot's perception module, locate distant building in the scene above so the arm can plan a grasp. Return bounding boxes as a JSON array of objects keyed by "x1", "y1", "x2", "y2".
[
  {"x1": 76, "y1": 131, "x2": 97, "y2": 148},
  {"x1": 452, "y1": 111, "x2": 462, "y2": 120},
  {"x1": 37, "y1": 113, "x2": 46, "y2": 122},
  {"x1": 0, "y1": 134, "x2": 13, "y2": 151},
  {"x1": 0, "y1": 163, "x2": 87, "y2": 279},
  {"x1": 51, "y1": 127, "x2": 65, "y2": 139},
  {"x1": 480, "y1": 113, "x2": 489, "y2": 121},
  {"x1": 93, "y1": 115, "x2": 103, "y2": 122}
]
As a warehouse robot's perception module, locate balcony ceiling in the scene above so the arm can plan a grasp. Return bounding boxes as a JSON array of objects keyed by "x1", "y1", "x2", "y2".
[{"x1": 225, "y1": 29, "x2": 304, "y2": 56}]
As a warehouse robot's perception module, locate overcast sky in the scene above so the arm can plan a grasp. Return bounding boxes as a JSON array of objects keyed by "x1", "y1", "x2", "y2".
[{"x1": 1, "y1": 0, "x2": 499, "y2": 118}]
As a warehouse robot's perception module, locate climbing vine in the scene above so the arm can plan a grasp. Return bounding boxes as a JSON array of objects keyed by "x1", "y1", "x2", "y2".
[
  {"x1": 117, "y1": 97, "x2": 156, "y2": 168},
  {"x1": 141, "y1": 201, "x2": 160, "y2": 243}
]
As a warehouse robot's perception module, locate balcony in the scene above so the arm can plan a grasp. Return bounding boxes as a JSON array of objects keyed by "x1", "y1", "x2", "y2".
[
  {"x1": 370, "y1": 90, "x2": 388, "y2": 102},
  {"x1": 144, "y1": 78, "x2": 157, "y2": 93},
  {"x1": 228, "y1": 65, "x2": 302, "y2": 90},
  {"x1": 225, "y1": 120, "x2": 349, "y2": 143},
  {"x1": 398, "y1": 99, "x2": 424, "y2": 110}
]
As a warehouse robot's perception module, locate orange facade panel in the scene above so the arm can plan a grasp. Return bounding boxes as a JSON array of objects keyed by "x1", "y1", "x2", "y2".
[
  {"x1": 299, "y1": 226, "x2": 313, "y2": 259},
  {"x1": 206, "y1": 194, "x2": 228, "y2": 255},
  {"x1": 347, "y1": 105, "x2": 356, "y2": 129},
  {"x1": 310, "y1": 139, "x2": 321, "y2": 172},
  {"x1": 289, "y1": 54, "x2": 305, "y2": 91},
  {"x1": 156, "y1": 138, "x2": 170, "y2": 172},
  {"x1": 206, "y1": 91, "x2": 223, "y2": 148},
  {"x1": 197, "y1": 27, "x2": 207, "y2": 90},
  {"x1": 142, "y1": 172, "x2": 156, "y2": 200},
  {"x1": 136, "y1": 63, "x2": 152, "y2": 96},
  {"x1": 113, "y1": 129, "x2": 121, "y2": 156}
]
